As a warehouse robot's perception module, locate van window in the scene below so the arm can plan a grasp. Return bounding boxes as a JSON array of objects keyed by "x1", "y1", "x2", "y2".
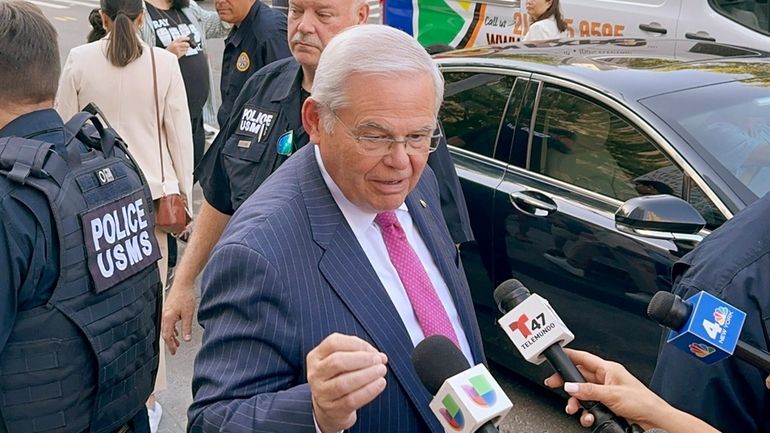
[{"x1": 711, "y1": 0, "x2": 770, "y2": 34}]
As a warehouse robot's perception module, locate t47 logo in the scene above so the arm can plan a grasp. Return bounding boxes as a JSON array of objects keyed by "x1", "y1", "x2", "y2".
[{"x1": 508, "y1": 313, "x2": 546, "y2": 338}]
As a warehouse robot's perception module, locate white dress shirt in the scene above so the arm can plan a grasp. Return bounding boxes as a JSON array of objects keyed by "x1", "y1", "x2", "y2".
[{"x1": 314, "y1": 146, "x2": 474, "y2": 363}]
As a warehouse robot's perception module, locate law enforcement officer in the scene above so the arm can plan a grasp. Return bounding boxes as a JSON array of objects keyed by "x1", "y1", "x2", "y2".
[
  {"x1": 215, "y1": 0, "x2": 292, "y2": 127},
  {"x1": 163, "y1": 0, "x2": 474, "y2": 354},
  {"x1": 651, "y1": 191, "x2": 770, "y2": 433},
  {"x1": 0, "y1": 2, "x2": 162, "y2": 432}
]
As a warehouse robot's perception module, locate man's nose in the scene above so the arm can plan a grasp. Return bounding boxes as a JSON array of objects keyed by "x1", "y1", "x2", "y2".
[
  {"x1": 382, "y1": 141, "x2": 411, "y2": 168},
  {"x1": 296, "y1": 13, "x2": 317, "y2": 34}
]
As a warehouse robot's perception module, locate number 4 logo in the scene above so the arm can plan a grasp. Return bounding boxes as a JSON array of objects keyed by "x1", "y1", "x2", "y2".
[{"x1": 702, "y1": 319, "x2": 722, "y2": 340}]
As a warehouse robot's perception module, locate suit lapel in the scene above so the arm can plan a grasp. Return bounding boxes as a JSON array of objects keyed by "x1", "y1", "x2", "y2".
[
  {"x1": 406, "y1": 179, "x2": 486, "y2": 365},
  {"x1": 298, "y1": 147, "x2": 441, "y2": 430}
]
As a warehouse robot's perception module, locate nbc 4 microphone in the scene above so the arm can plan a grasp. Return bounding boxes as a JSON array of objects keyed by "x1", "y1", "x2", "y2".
[
  {"x1": 647, "y1": 290, "x2": 770, "y2": 372},
  {"x1": 412, "y1": 335, "x2": 513, "y2": 433},
  {"x1": 493, "y1": 279, "x2": 634, "y2": 433}
]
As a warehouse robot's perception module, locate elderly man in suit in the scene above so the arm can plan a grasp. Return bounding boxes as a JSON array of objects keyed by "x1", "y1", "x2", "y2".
[{"x1": 188, "y1": 24, "x2": 485, "y2": 433}]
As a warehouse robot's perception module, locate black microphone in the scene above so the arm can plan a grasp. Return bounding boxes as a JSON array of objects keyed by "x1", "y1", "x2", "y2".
[
  {"x1": 647, "y1": 291, "x2": 770, "y2": 372},
  {"x1": 413, "y1": 335, "x2": 512, "y2": 433},
  {"x1": 494, "y1": 279, "x2": 633, "y2": 433}
]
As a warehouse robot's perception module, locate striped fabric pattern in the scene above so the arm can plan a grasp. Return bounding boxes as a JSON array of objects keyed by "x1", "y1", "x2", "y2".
[{"x1": 188, "y1": 144, "x2": 485, "y2": 433}]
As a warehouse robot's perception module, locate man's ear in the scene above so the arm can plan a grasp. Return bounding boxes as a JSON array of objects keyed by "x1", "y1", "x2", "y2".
[
  {"x1": 357, "y1": 3, "x2": 370, "y2": 24},
  {"x1": 301, "y1": 97, "x2": 323, "y2": 144}
]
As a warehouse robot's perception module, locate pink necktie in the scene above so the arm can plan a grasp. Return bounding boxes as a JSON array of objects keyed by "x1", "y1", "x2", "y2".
[{"x1": 375, "y1": 211, "x2": 460, "y2": 347}]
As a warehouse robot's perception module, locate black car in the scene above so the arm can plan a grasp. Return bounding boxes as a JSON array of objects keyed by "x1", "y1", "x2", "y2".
[{"x1": 436, "y1": 38, "x2": 770, "y2": 383}]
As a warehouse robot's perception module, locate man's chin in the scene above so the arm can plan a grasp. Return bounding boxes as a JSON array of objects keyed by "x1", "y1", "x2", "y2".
[{"x1": 292, "y1": 51, "x2": 320, "y2": 68}]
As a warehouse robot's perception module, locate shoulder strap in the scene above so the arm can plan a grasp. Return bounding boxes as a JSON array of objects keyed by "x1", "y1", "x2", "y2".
[
  {"x1": 149, "y1": 46, "x2": 165, "y2": 186},
  {"x1": 64, "y1": 110, "x2": 117, "y2": 159},
  {"x1": 0, "y1": 136, "x2": 67, "y2": 186}
]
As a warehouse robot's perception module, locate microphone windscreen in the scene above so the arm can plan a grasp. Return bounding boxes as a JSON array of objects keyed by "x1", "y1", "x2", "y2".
[
  {"x1": 412, "y1": 335, "x2": 470, "y2": 395},
  {"x1": 493, "y1": 279, "x2": 530, "y2": 313},
  {"x1": 647, "y1": 291, "x2": 689, "y2": 330}
]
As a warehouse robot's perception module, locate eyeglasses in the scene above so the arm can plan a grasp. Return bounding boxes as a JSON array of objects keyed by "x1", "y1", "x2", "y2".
[{"x1": 331, "y1": 111, "x2": 442, "y2": 157}]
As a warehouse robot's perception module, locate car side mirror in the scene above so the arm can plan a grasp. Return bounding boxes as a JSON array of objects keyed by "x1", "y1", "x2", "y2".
[{"x1": 615, "y1": 194, "x2": 706, "y2": 242}]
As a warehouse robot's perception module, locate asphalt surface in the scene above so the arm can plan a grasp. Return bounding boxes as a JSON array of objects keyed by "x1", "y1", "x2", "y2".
[{"x1": 37, "y1": 1, "x2": 587, "y2": 431}]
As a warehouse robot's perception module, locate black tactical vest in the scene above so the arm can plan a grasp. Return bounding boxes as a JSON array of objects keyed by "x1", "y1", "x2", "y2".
[{"x1": 0, "y1": 112, "x2": 162, "y2": 433}]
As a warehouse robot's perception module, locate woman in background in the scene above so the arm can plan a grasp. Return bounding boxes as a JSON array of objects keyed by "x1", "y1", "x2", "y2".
[
  {"x1": 521, "y1": 0, "x2": 568, "y2": 41},
  {"x1": 56, "y1": 0, "x2": 193, "y2": 431},
  {"x1": 139, "y1": 0, "x2": 228, "y2": 166}
]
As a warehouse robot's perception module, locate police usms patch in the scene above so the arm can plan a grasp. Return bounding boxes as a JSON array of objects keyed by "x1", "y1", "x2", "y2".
[
  {"x1": 81, "y1": 189, "x2": 161, "y2": 292},
  {"x1": 236, "y1": 105, "x2": 278, "y2": 143}
]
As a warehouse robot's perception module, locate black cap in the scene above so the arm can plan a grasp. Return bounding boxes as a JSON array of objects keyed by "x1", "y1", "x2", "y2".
[
  {"x1": 412, "y1": 335, "x2": 470, "y2": 395},
  {"x1": 647, "y1": 291, "x2": 692, "y2": 330},
  {"x1": 493, "y1": 279, "x2": 531, "y2": 314}
]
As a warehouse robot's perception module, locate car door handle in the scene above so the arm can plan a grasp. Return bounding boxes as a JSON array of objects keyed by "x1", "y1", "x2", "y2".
[
  {"x1": 685, "y1": 31, "x2": 716, "y2": 42},
  {"x1": 638, "y1": 23, "x2": 667, "y2": 34},
  {"x1": 510, "y1": 191, "x2": 557, "y2": 216}
]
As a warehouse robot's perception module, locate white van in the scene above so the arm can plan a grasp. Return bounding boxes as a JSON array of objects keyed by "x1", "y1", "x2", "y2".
[{"x1": 382, "y1": 0, "x2": 770, "y2": 49}]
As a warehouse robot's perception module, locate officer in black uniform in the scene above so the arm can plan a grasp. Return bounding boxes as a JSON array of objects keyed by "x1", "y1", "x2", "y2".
[
  {"x1": 0, "y1": 3, "x2": 161, "y2": 432},
  {"x1": 163, "y1": 0, "x2": 474, "y2": 354},
  {"x1": 216, "y1": 0, "x2": 291, "y2": 128},
  {"x1": 651, "y1": 191, "x2": 770, "y2": 433}
]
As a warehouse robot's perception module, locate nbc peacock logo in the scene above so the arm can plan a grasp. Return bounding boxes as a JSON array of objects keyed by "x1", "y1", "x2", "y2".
[
  {"x1": 713, "y1": 306, "x2": 729, "y2": 326},
  {"x1": 462, "y1": 374, "x2": 497, "y2": 407},
  {"x1": 689, "y1": 342, "x2": 716, "y2": 358},
  {"x1": 440, "y1": 394, "x2": 465, "y2": 431}
]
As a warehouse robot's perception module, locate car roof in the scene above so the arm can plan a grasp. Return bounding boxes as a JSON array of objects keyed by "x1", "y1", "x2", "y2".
[{"x1": 434, "y1": 38, "x2": 770, "y2": 101}]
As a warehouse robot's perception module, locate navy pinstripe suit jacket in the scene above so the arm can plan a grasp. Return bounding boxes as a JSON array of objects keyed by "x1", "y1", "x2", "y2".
[{"x1": 188, "y1": 144, "x2": 485, "y2": 433}]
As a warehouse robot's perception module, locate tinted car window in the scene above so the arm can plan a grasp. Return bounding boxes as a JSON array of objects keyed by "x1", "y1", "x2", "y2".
[
  {"x1": 441, "y1": 72, "x2": 515, "y2": 160},
  {"x1": 530, "y1": 85, "x2": 726, "y2": 228},
  {"x1": 641, "y1": 80, "x2": 770, "y2": 201},
  {"x1": 711, "y1": 0, "x2": 770, "y2": 35}
]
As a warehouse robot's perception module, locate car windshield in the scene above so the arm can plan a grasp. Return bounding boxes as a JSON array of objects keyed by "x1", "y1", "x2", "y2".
[{"x1": 641, "y1": 79, "x2": 770, "y2": 199}]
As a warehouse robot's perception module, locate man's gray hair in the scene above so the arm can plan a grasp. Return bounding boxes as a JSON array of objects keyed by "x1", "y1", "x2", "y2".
[{"x1": 311, "y1": 24, "x2": 444, "y2": 131}]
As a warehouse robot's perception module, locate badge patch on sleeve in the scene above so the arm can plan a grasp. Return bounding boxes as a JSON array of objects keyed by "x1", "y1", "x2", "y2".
[
  {"x1": 81, "y1": 190, "x2": 161, "y2": 292},
  {"x1": 236, "y1": 105, "x2": 277, "y2": 143}
]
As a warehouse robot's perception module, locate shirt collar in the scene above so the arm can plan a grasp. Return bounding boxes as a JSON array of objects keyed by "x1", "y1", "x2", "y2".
[
  {"x1": 226, "y1": 0, "x2": 261, "y2": 47},
  {"x1": 313, "y1": 145, "x2": 408, "y2": 237},
  {"x1": 0, "y1": 109, "x2": 63, "y2": 139},
  {"x1": 0, "y1": 109, "x2": 68, "y2": 155}
]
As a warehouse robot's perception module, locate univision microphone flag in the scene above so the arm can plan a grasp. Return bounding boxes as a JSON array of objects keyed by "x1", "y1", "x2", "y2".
[{"x1": 429, "y1": 364, "x2": 512, "y2": 433}]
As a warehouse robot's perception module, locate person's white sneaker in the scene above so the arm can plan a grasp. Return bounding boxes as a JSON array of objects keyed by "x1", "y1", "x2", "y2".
[{"x1": 147, "y1": 401, "x2": 163, "y2": 433}]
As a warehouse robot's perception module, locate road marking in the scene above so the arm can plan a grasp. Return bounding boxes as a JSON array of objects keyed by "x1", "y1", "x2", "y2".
[
  {"x1": 54, "y1": 15, "x2": 78, "y2": 21},
  {"x1": 29, "y1": 0, "x2": 68, "y2": 9}
]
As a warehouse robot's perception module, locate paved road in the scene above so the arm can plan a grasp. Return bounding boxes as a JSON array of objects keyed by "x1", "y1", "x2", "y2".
[{"x1": 37, "y1": 1, "x2": 587, "y2": 432}]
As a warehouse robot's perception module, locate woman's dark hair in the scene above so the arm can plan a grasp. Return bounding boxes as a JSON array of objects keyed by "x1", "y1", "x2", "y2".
[
  {"x1": 535, "y1": 0, "x2": 567, "y2": 32},
  {"x1": 99, "y1": 0, "x2": 143, "y2": 67},
  {"x1": 87, "y1": 8, "x2": 106, "y2": 42}
]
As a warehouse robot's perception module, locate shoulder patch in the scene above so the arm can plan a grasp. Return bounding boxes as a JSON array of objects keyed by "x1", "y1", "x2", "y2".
[{"x1": 236, "y1": 104, "x2": 278, "y2": 142}]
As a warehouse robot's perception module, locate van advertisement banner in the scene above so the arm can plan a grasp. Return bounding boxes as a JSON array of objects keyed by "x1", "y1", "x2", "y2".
[{"x1": 384, "y1": 0, "x2": 627, "y2": 48}]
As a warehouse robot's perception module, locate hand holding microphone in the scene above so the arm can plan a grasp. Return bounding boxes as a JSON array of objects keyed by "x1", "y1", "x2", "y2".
[
  {"x1": 543, "y1": 348, "x2": 719, "y2": 433},
  {"x1": 493, "y1": 279, "x2": 631, "y2": 433}
]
